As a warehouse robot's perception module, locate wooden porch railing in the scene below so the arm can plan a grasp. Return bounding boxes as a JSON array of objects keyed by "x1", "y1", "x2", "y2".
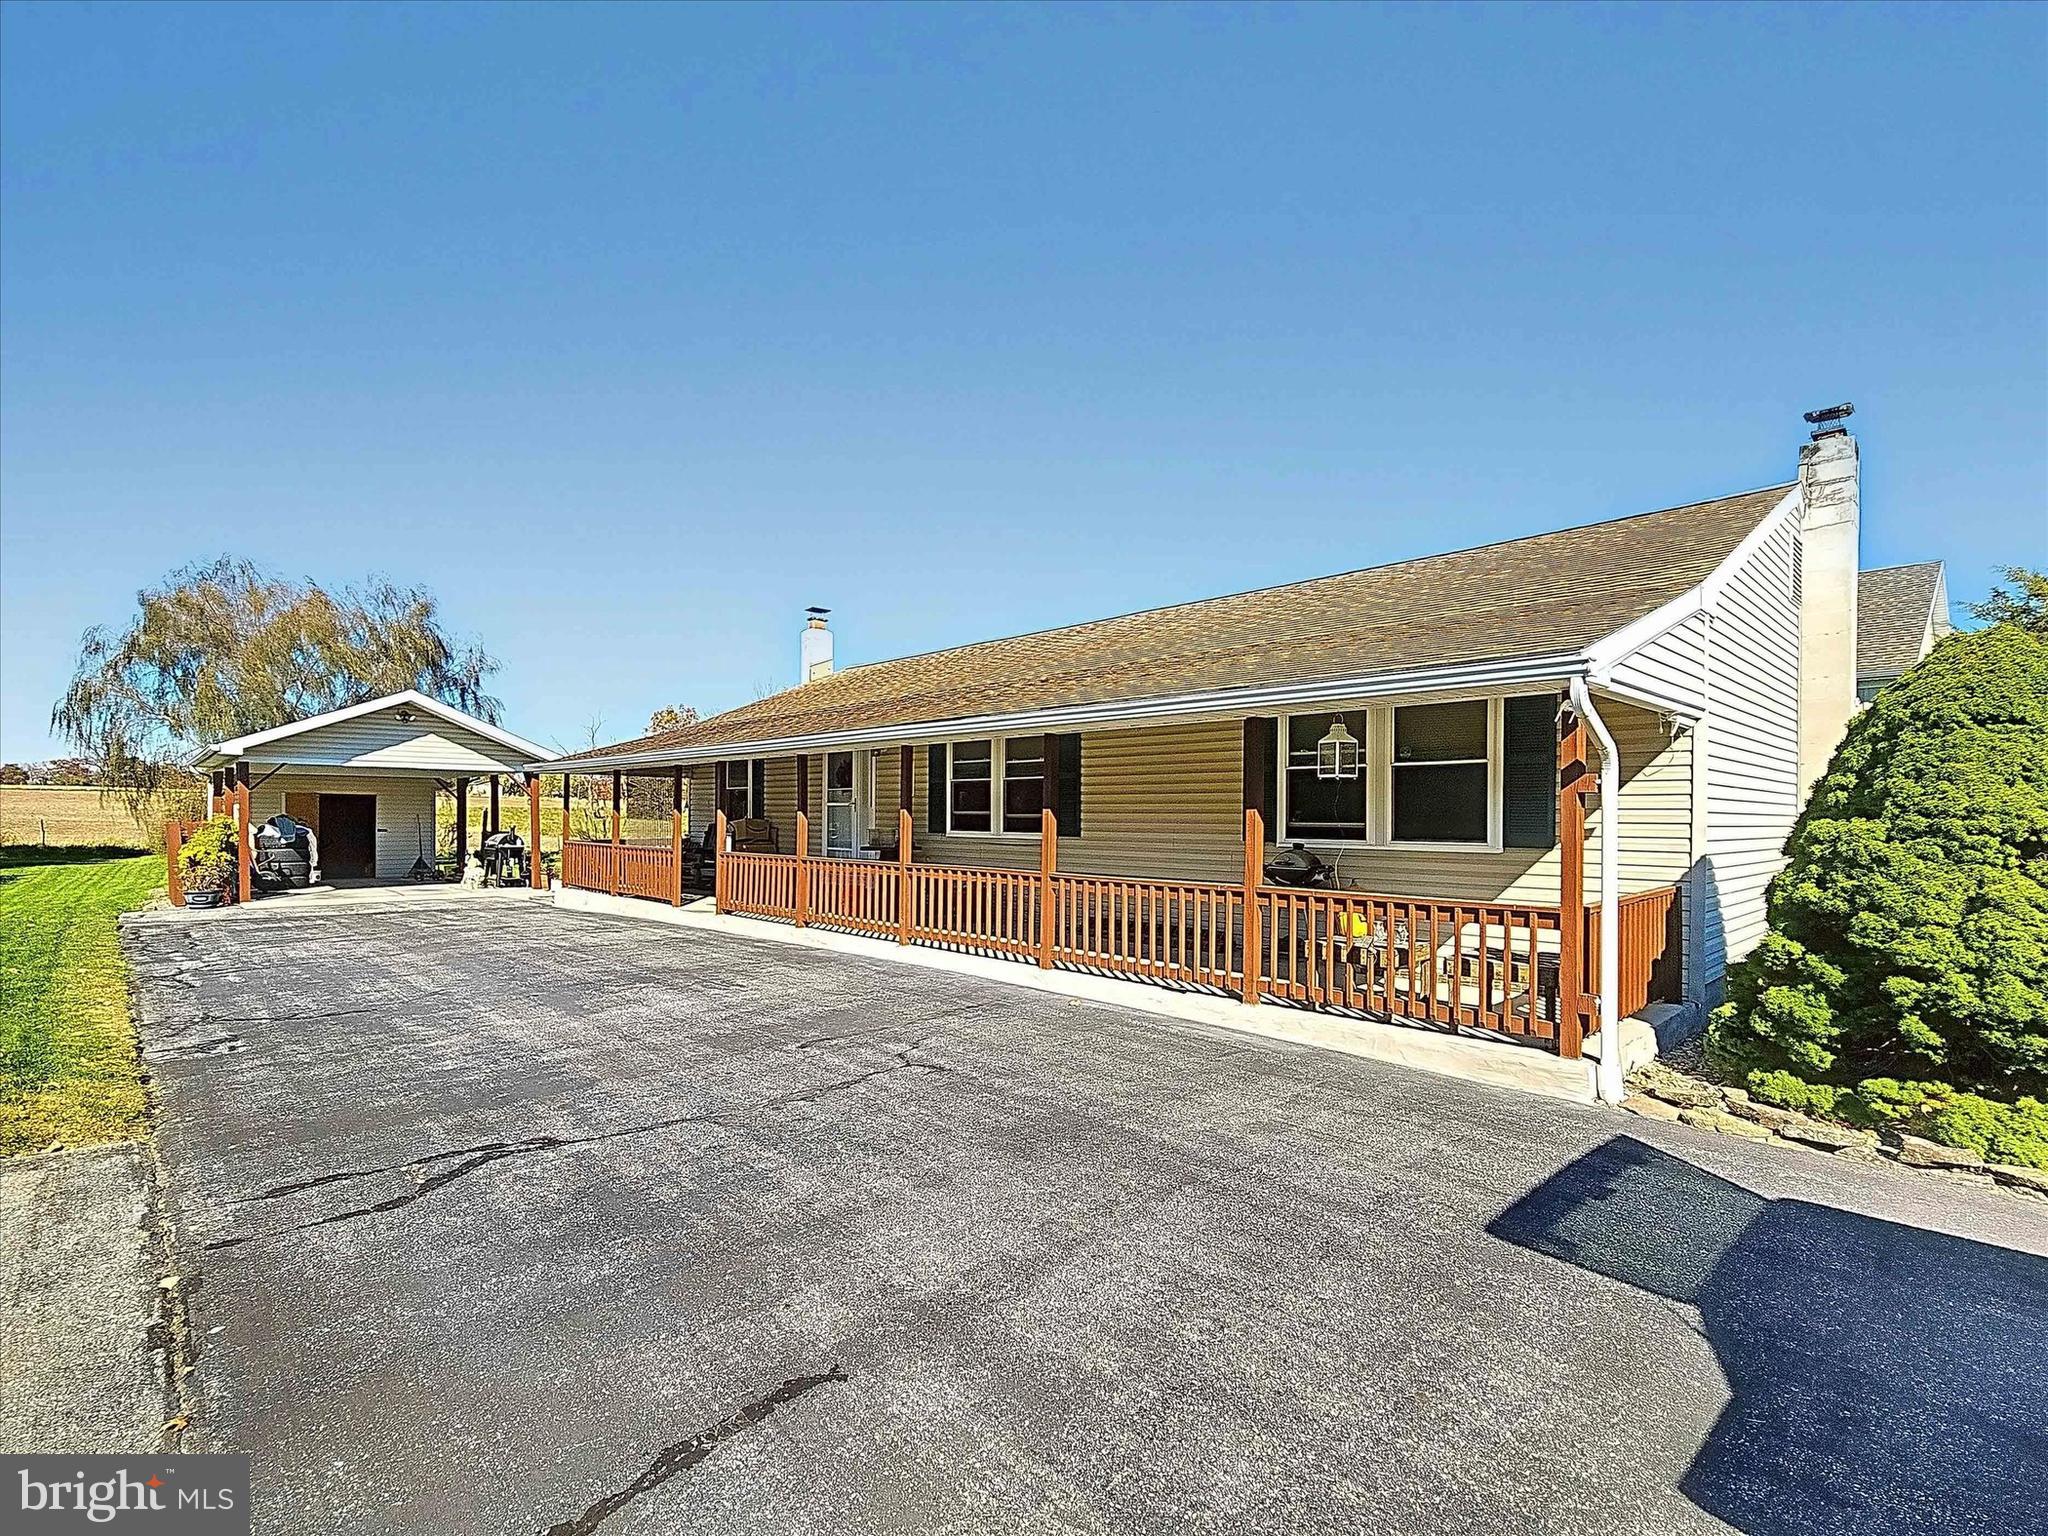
[
  {"x1": 563, "y1": 803, "x2": 1683, "y2": 1059},
  {"x1": 562, "y1": 840, "x2": 682, "y2": 903}
]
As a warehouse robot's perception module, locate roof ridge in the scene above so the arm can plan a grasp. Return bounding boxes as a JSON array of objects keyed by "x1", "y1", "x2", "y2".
[{"x1": 834, "y1": 481, "x2": 1798, "y2": 674}]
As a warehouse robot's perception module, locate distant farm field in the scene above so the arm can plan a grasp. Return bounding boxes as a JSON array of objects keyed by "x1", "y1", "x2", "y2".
[{"x1": 0, "y1": 786, "x2": 157, "y2": 851}]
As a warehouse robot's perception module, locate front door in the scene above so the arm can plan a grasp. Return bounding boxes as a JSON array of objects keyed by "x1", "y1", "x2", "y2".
[
  {"x1": 318, "y1": 793, "x2": 377, "y2": 879},
  {"x1": 824, "y1": 752, "x2": 859, "y2": 857}
]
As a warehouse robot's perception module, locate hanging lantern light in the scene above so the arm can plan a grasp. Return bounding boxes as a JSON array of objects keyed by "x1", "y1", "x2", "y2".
[{"x1": 1316, "y1": 719, "x2": 1361, "y2": 781}]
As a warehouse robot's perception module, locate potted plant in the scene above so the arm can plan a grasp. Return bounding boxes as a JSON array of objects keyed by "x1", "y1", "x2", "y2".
[{"x1": 178, "y1": 815, "x2": 240, "y2": 909}]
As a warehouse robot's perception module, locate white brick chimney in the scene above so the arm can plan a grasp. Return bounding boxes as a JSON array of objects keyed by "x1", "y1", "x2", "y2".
[
  {"x1": 800, "y1": 607, "x2": 834, "y2": 682},
  {"x1": 1796, "y1": 407, "x2": 1860, "y2": 793}
]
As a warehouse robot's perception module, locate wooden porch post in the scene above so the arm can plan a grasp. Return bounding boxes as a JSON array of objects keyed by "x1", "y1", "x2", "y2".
[
  {"x1": 897, "y1": 806, "x2": 913, "y2": 944},
  {"x1": 166, "y1": 821, "x2": 186, "y2": 906},
  {"x1": 1241, "y1": 808, "x2": 1264, "y2": 1006},
  {"x1": 714, "y1": 809, "x2": 729, "y2": 912},
  {"x1": 528, "y1": 775, "x2": 545, "y2": 889},
  {"x1": 671, "y1": 768, "x2": 685, "y2": 906},
  {"x1": 454, "y1": 777, "x2": 469, "y2": 876},
  {"x1": 794, "y1": 810, "x2": 810, "y2": 926},
  {"x1": 1557, "y1": 709, "x2": 1592, "y2": 1059},
  {"x1": 560, "y1": 772, "x2": 572, "y2": 851},
  {"x1": 1038, "y1": 807, "x2": 1057, "y2": 969},
  {"x1": 610, "y1": 771, "x2": 622, "y2": 845},
  {"x1": 234, "y1": 763, "x2": 253, "y2": 905}
]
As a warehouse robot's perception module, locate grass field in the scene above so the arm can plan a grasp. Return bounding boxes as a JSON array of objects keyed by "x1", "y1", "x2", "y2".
[
  {"x1": 0, "y1": 849, "x2": 161, "y2": 1154},
  {"x1": 433, "y1": 796, "x2": 681, "y2": 857},
  {"x1": 0, "y1": 785, "x2": 158, "y2": 851}
]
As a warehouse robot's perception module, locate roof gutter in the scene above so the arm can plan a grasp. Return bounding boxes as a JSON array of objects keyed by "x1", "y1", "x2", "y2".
[{"x1": 531, "y1": 651, "x2": 1597, "y2": 772}]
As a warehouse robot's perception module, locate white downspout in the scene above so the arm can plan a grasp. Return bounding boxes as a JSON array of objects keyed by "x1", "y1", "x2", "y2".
[{"x1": 1570, "y1": 677, "x2": 1625, "y2": 1105}]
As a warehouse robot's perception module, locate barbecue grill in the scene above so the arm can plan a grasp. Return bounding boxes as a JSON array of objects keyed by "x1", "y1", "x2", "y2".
[
  {"x1": 1263, "y1": 842, "x2": 1338, "y2": 889},
  {"x1": 477, "y1": 829, "x2": 527, "y2": 887}
]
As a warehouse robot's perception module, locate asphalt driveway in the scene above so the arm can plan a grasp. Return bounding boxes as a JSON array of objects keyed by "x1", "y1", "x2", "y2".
[{"x1": 125, "y1": 893, "x2": 2048, "y2": 1536}]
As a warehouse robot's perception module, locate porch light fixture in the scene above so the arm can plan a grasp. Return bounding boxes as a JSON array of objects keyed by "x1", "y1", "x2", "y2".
[
  {"x1": 1315, "y1": 720, "x2": 1361, "y2": 781},
  {"x1": 394, "y1": 707, "x2": 417, "y2": 724}
]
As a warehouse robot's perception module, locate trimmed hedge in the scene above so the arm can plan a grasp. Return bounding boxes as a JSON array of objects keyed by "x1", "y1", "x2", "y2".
[{"x1": 1707, "y1": 623, "x2": 2048, "y2": 1166}]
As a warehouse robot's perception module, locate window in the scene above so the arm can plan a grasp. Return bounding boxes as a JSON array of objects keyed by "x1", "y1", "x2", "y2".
[
  {"x1": 948, "y1": 740, "x2": 993, "y2": 832},
  {"x1": 1391, "y1": 701, "x2": 1489, "y2": 844},
  {"x1": 1002, "y1": 735, "x2": 1045, "y2": 833},
  {"x1": 1283, "y1": 712, "x2": 1369, "y2": 840},
  {"x1": 720, "y1": 761, "x2": 754, "y2": 821},
  {"x1": 938, "y1": 735, "x2": 1068, "y2": 836}
]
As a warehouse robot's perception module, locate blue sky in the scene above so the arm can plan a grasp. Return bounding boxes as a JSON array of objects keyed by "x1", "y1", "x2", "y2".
[{"x1": 3, "y1": 2, "x2": 2043, "y2": 760}]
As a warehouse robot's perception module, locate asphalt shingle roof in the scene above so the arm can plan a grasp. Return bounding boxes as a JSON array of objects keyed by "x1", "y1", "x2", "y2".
[
  {"x1": 1857, "y1": 562, "x2": 1946, "y2": 680},
  {"x1": 577, "y1": 483, "x2": 1794, "y2": 760}
]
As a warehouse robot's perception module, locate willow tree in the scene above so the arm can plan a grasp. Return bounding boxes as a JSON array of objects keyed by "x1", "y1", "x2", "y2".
[{"x1": 54, "y1": 557, "x2": 500, "y2": 816}]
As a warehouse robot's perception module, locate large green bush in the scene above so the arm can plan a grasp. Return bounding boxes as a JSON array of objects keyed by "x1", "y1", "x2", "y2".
[
  {"x1": 177, "y1": 815, "x2": 240, "y2": 893},
  {"x1": 1707, "y1": 624, "x2": 2048, "y2": 1160}
]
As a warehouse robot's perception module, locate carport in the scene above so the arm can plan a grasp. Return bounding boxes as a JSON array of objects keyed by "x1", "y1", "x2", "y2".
[{"x1": 185, "y1": 691, "x2": 549, "y2": 898}]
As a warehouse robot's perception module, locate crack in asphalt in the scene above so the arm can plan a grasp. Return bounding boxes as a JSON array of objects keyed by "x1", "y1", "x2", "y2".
[
  {"x1": 208, "y1": 1050, "x2": 947, "y2": 1250},
  {"x1": 539, "y1": 1366, "x2": 850, "y2": 1536}
]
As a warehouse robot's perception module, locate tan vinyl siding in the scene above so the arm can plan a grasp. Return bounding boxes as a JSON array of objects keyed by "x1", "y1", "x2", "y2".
[
  {"x1": 1606, "y1": 610, "x2": 1709, "y2": 715},
  {"x1": 1700, "y1": 515, "x2": 1805, "y2": 990},
  {"x1": 247, "y1": 771, "x2": 438, "y2": 881},
  {"x1": 243, "y1": 704, "x2": 531, "y2": 775}
]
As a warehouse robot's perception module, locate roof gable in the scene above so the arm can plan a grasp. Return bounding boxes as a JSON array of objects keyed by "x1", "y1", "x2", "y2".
[{"x1": 194, "y1": 691, "x2": 546, "y2": 771}]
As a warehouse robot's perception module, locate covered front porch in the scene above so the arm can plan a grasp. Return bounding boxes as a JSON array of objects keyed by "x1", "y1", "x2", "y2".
[{"x1": 547, "y1": 688, "x2": 1687, "y2": 1062}]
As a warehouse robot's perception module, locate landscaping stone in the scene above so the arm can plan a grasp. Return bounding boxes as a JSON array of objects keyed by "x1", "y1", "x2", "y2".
[
  {"x1": 1894, "y1": 1135, "x2": 1986, "y2": 1171},
  {"x1": 1776, "y1": 1118, "x2": 1878, "y2": 1153},
  {"x1": 1637, "y1": 1072, "x2": 1721, "y2": 1110},
  {"x1": 1989, "y1": 1163, "x2": 2048, "y2": 1197},
  {"x1": 1678, "y1": 1107, "x2": 1774, "y2": 1140},
  {"x1": 1725, "y1": 1097, "x2": 1803, "y2": 1133},
  {"x1": 1621, "y1": 1094, "x2": 1683, "y2": 1122}
]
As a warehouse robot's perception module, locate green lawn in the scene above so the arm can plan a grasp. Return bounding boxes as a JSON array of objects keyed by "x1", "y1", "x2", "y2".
[{"x1": 0, "y1": 849, "x2": 161, "y2": 1154}]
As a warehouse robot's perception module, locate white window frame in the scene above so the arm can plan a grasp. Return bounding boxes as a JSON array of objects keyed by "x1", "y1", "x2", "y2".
[
  {"x1": 939, "y1": 735, "x2": 1048, "y2": 839},
  {"x1": 720, "y1": 760, "x2": 756, "y2": 821},
  {"x1": 1275, "y1": 697, "x2": 1508, "y2": 854},
  {"x1": 1279, "y1": 710, "x2": 1373, "y2": 843}
]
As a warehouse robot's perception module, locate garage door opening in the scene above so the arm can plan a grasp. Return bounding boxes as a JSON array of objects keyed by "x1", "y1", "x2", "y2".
[{"x1": 318, "y1": 794, "x2": 377, "y2": 879}]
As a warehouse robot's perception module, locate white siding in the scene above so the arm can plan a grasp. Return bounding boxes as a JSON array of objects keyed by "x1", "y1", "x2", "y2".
[
  {"x1": 247, "y1": 771, "x2": 439, "y2": 881},
  {"x1": 1699, "y1": 514, "x2": 1806, "y2": 994},
  {"x1": 1606, "y1": 610, "x2": 1710, "y2": 715},
  {"x1": 244, "y1": 704, "x2": 530, "y2": 775}
]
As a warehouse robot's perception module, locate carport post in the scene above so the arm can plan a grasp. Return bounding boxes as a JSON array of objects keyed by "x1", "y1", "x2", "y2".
[
  {"x1": 489, "y1": 775, "x2": 501, "y2": 835},
  {"x1": 528, "y1": 775, "x2": 545, "y2": 889},
  {"x1": 1038, "y1": 807, "x2": 1057, "y2": 969},
  {"x1": 235, "y1": 762, "x2": 253, "y2": 905},
  {"x1": 897, "y1": 807, "x2": 913, "y2": 945},
  {"x1": 454, "y1": 777, "x2": 469, "y2": 876},
  {"x1": 610, "y1": 771, "x2": 622, "y2": 845},
  {"x1": 560, "y1": 773, "x2": 571, "y2": 850},
  {"x1": 794, "y1": 811, "x2": 810, "y2": 926}
]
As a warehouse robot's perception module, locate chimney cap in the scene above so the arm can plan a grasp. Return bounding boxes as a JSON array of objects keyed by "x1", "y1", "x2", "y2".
[
  {"x1": 1802, "y1": 402, "x2": 1855, "y2": 439},
  {"x1": 804, "y1": 606, "x2": 831, "y2": 619}
]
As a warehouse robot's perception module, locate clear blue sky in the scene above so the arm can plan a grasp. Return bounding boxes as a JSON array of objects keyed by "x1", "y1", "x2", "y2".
[{"x1": 3, "y1": 2, "x2": 2043, "y2": 760}]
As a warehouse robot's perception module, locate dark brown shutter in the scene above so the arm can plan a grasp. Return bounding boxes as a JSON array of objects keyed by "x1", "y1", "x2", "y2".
[
  {"x1": 749, "y1": 760, "x2": 767, "y2": 818},
  {"x1": 1242, "y1": 718, "x2": 1277, "y2": 828},
  {"x1": 1051, "y1": 733, "x2": 1082, "y2": 836},
  {"x1": 714, "y1": 761, "x2": 726, "y2": 815},
  {"x1": 1503, "y1": 694, "x2": 1559, "y2": 848},
  {"x1": 927, "y1": 745, "x2": 946, "y2": 834}
]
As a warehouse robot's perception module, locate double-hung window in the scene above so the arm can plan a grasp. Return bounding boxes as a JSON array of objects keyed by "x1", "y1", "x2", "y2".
[
  {"x1": 720, "y1": 761, "x2": 755, "y2": 821},
  {"x1": 1390, "y1": 701, "x2": 1490, "y2": 844},
  {"x1": 1001, "y1": 735, "x2": 1045, "y2": 833},
  {"x1": 1282, "y1": 712, "x2": 1370, "y2": 841},
  {"x1": 941, "y1": 736, "x2": 1048, "y2": 835},
  {"x1": 947, "y1": 740, "x2": 994, "y2": 832}
]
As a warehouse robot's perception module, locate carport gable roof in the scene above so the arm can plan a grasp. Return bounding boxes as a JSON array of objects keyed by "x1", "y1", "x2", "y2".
[
  {"x1": 541, "y1": 482, "x2": 1798, "y2": 771},
  {"x1": 191, "y1": 691, "x2": 549, "y2": 774}
]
